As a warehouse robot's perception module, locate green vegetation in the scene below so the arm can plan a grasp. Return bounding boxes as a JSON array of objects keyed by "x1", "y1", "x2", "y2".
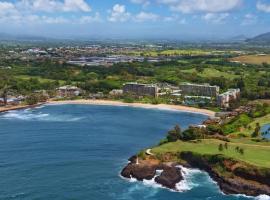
[
  {"x1": 1, "y1": 48, "x2": 270, "y2": 101},
  {"x1": 152, "y1": 139, "x2": 270, "y2": 168},
  {"x1": 222, "y1": 114, "x2": 252, "y2": 134},
  {"x1": 150, "y1": 101, "x2": 270, "y2": 170}
]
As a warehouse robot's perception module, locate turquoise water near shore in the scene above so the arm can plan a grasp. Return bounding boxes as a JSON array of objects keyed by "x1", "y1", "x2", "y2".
[{"x1": 0, "y1": 104, "x2": 268, "y2": 200}]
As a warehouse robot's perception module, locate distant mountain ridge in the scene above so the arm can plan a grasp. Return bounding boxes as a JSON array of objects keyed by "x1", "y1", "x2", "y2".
[{"x1": 246, "y1": 32, "x2": 270, "y2": 44}]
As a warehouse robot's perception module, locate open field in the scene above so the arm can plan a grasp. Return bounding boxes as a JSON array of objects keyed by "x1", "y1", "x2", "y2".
[
  {"x1": 152, "y1": 139, "x2": 270, "y2": 168},
  {"x1": 16, "y1": 75, "x2": 66, "y2": 84},
  {"x1": 230, "y1": 54, "x2": 270, "y2": 65},
  {"x1": 180, "y1": 67, "x2": 239, "y2": 79}
]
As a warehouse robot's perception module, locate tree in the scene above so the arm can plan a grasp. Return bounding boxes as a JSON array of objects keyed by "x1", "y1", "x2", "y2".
[
  {"x1": 166, "y1": 125, "x2": 182, "y2": 142},
  {"x1": 218, "y1": 144, "x2": 224, "y2": 151},
  {"x1": 252, "y1": 123, "x2": 261, "y2": 138},
  {"x1": 236, "y1": 78, "x2": 245, "y2": 90},
  {"x1": 0, "y1": 70, "x2": 13, "y2": 105},
  {"x1": 239, "y1": 148, "x2": 244, "y2": 155},
  {"x1": 25, "y1": 94, "x2": 39, "y2": 105},
  {"x1": 224, "y1": 143, "x2": 228, "y2": 149},
  {"x1": 175, "y1": 125, "x2": 182, "y2": 136}
]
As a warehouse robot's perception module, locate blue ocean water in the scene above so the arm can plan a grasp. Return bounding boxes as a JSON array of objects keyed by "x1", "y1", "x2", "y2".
[
  {"x1": 0, "y1": 104, "x2": 267, "y2": 200},
  {"x1": 262, "y1": 124, "x2": 270, "y2": 139}
]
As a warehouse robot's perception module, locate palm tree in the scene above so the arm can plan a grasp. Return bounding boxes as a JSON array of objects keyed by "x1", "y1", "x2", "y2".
[{"x1": 0, "y1": 70, "x2": 13, "y2": 106}]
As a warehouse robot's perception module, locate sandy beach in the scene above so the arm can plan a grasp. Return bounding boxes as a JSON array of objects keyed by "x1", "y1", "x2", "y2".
[{"x1": 48, "y1": 99, "x2": 216, "y2": 117}]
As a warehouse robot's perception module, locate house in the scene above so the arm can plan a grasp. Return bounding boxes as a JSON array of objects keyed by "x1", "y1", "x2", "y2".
[
  {"x1": 89, "y1": 92, "x2": 104, "y2": 99},
  {"x1": 123, "y1": 82, "x2": 158, "y2": 97},
  {"x1": 56, "y1": 86, "x2": 81, "y2": 98},
  {"x1": 109, "y1": 89, "x2": 123, "y2": 97}
]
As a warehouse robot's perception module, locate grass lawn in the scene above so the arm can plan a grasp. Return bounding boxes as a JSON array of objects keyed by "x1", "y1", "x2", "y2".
[
  {"x1": 200, "y1": 68, "x2": 239, "y2": 79},
  {"x1": 152, "y1": 139, "x2": 270, "y2": 168},
  {"x1": 230, "y1": 114, "x2": 270, "y2": 137},
  {"x1": 230, "y1": 55, "x2": 270, "y2": 65}
]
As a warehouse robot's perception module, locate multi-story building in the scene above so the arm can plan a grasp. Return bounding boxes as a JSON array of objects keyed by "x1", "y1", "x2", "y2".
[
  {"x1": 217, "y1": 89, "x2": 241, "y2": 108},
  {"x1": 123, "y1": 82, "x2": 158, "y2": 97},
  {"x1": 179, "y1": 83, "x2": 220, "y2": 98},
  {"x1": 56, "y1": 85, "x2": 81, "y2": 98}
]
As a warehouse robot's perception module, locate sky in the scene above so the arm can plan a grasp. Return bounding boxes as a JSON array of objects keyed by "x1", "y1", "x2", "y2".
[{"x1": 0, "y1": 0, "x2": 270, "y2": 40}]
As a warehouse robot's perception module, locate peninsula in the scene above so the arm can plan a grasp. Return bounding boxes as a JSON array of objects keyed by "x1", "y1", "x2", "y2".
[{"x1": 121, "y1": 102, "x2": 270, "y2": 197}]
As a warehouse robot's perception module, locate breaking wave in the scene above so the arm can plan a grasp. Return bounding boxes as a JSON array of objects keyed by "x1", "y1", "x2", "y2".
[
  {"x1": 176, "y1": 166, "x2": 202, "y2": 191},
  {"x1": 256, "y1": 195, "x2": 270, "y2": 200},
  {"x1": 121, "y1": 166, "x2": 207, "y2": 193},
  {"x1": 0, "y1": 109, "x2": 84, "y2": 122}
]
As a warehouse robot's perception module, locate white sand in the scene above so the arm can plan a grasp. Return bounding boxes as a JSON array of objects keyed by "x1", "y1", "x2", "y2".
[{"x1": 48, "y1": 99, "x2": 215, "y2": 117}]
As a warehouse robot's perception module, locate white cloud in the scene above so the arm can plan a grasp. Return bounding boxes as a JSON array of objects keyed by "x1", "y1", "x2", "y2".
[
  {"x1": 163, "y1": 14, "x2": 186, "y2": 24},
  {"x1": 108, "y1": 4, "x2": 131, "y2": 22},
  {"x1": 79, "y1": 13, "x2": 102, "y2": 24},
  {"x1": 158, "y1": 0, "x2": 242, "y2": 13},
  {"x1": 134, "y1": 12, "x2": 159, "y2": 22},
  {"x1": 16, "y1": 0, "x2": 91, "y2": 13},
  {"x1": 202, "y1": 13, "x2": 229, "y2": 24},
  {"x1": 41, "y1": 16, "x2": 70, "y2": 24},
  {"x1": 0, "y1": 0, "x2": 97, "y2": 25},
  {"x1": 257, "y1": 1, "x2": 270, "y2": 13},
  {"x1": 130, "y1": 0, "x2": 150, "y2": 7},
  {"x1": 0, "y1": 2, "x2": 19, "y2": 16},
  {"x1": 241, "y1": 14, "x2": 257, "y2": 26}
]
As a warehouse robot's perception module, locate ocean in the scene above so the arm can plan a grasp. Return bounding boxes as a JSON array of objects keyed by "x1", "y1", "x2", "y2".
[{"x1": 0, "y1": 104, "x2": 268, "y2": 200}]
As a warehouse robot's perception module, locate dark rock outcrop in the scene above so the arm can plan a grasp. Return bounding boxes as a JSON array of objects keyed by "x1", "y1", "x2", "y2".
[
  {"x1": 121, "y1": 163, "x2": 157, "y2": 181},
  {"x1": 121, "y1": 157, "x2": 183, "y2": 190},
  {"x1": 180, "y1": 151, "x2": 270, "y2": 197},
  {"x1": 155, "y1": 166, "x2": 183, "y2": 189}
]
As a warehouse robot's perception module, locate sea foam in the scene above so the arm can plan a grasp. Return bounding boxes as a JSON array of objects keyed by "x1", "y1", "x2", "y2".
[
  {"x1": 175, "y1": 166, "x2": 201, "y2": 191},
  {"x1": 0, "y1": 109, "x2": 84, "y2": 122}
]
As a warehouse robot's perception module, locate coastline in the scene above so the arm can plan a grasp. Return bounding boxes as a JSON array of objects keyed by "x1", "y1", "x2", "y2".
[
  {"x1": 0, "y1": 103, "x2": 45, "y2": 114},
  {"x1": 48, "y1": 99, "x2": 216, "y2": 117}
]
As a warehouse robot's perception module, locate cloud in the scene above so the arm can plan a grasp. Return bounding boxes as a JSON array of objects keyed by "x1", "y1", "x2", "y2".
[
  {"x1": 134, "y1": 12, "x2": 159, "y2": 22},
  {"x1": 17, "y1": 0, "x2": 91, "y2": 13},
  {"x1": 0, "y1": 1, "x2": 19, "y2": 16},
  {"x1": 241, "y1": 14, "x2": 257, "y2": 26},
  {"x1": 108, "y1": 4, "x2": 131, "y2": 22},
  {"x1": 79, "y1": 13, "x2": 102, "y2": 24},
  {"x1": 158, "y1": 0, "x2": 242, "y2": 13},
  {"x1": 202, "y1": 13, "x2": 229, "y2": 24},
  {"x1": 163, "y1": 14, "x2": 186, "y2": 24},
  {"x1": 257, "y1": 1, "x2": 270, "y2": 13},
  {"x1": 130, "y1": 0, "x2": 150, "y2": 7},
  {"x1": 0, "y1": 0, "x2": 98, "y2": 25}
]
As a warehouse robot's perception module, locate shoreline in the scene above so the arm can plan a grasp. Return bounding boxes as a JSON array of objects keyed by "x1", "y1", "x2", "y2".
[
  {"x1": 121, "y1": 152, "x2": 270, "y2": 197},
  {"x1": 0, "y1": 103, "x2": 45, "y2": 114},
  {"x1": 48, "y1": 99, "x2": 216, "y2": 117}
]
